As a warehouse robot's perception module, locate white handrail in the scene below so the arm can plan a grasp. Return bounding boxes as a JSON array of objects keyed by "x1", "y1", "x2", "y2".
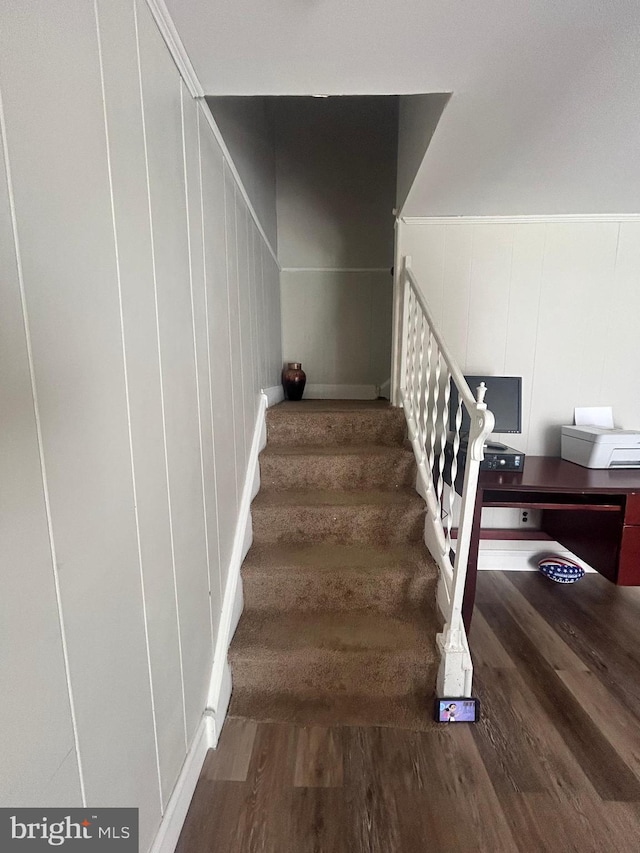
[{"x1": 398, "y1": 255, "x2": 494, "y2": 697}]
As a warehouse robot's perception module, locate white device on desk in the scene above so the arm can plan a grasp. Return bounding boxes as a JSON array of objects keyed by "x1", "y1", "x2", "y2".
[{"x1": 561, "y1": 425, "x2": 640, "y2": 469}]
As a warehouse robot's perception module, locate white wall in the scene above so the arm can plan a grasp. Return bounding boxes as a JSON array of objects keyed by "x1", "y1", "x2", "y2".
[
  {"x1": 164, "y1": 0, "x2": 640, "y2": 218},
  {"x1": 0, "y1": 1, "x2": 281, "y2": 850},
  {"x1": 274, "y1": 96, "x2": 397, "y2": 395},
  {"x1": 396, "y1": 93, "x2": 450, "y2": 213},
  {"x1": 280, "y1": 269, "x2": 393, "y2": 393},
  {"x1": 0, "y1": 102, "x2": 83, "y2": 812},
  {"x1": 400, "y1": 217, "x2": 640, "y2": 456},
  {"x1": 205, "y1": 96, "x2": 278, "y2": 250}
]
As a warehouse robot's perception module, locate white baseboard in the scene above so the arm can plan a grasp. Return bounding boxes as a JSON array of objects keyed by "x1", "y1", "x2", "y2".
[
  {"x1": 209, "y1": 662, "x2": 232, "y2": 746},
  {"x1": 377, "y1": 378, "x2": 391, "y2": 399},
  {"x1": 263, "y1": 384, "x2": 284, "y2": 407},
  {"x1": 305, "y1": 384, "x2": 378, "y2": 400},
  {"x1": 149, "y1": 397, "x2": 268, "y2": 853},
  {"x1": 205, "y1": 392, "x2": 267, "y2": 724},
  {"x1": 149, "y1": 714, "x2": 214, "y2": 853},
  {"x1": 147, "y1": 398, "x2": 268, "y2": 853},
  {"x1": 469, "y1": 539, "x2": 596, "y2": 572}
]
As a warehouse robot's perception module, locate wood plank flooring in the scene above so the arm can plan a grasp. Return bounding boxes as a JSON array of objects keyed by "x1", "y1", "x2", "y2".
[{"x1": 176, "y1": 571, "x2": 640, "y2": 852}]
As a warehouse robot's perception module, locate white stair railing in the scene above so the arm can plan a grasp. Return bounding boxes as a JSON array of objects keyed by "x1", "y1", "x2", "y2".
[{"x1": 398, "y1": 256, "x2": 494, "y2": 697}]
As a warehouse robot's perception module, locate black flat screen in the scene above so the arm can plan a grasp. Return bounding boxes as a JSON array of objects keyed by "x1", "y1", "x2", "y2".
[{"x1": 449, "y1": 375, "x2": 522, "y2": 435}]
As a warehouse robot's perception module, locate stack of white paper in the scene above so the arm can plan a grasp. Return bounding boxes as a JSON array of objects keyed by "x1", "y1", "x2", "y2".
[{"x1": 574, "y1": 406, "x2": 614, "y2": 429}]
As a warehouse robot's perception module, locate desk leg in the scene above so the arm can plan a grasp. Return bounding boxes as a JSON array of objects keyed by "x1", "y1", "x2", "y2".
[{"x1": 462, "y1": 488, "x2": 484, "y2": 634}]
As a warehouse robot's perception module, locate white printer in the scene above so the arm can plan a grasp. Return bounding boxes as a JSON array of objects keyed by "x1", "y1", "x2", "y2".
[{"x1": 561, "y1": 425, "x2": 640, "y2": 469}]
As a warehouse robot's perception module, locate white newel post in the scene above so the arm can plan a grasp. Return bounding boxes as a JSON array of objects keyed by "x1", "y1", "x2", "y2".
[
  {"x1": 390, "y1": 220, "x2": 405, "y2": 407},
  {"x1": 398, "y1": 255, "x2": 412, "y2": 415},
  {"x1": 436, "y1": 385, "x2": 494, "y2": 697}
]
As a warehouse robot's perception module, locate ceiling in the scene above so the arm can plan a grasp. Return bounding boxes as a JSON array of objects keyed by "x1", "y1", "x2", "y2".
[{"x1": 163, "y1": 0, "x2": 640, "y2": 215}]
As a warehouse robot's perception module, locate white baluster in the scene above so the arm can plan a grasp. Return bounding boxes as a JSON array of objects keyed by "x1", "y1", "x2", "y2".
[
  {"x1": 404, "y1": 287, "x2": 413, "y2": 401},
  {"x1": 409, "y1": 296, "x2": 419, "y2": 424},
  {"x1": 416, "y1": 314, "x2": 425, "y2": 448},
  {"x1": 429, "y1": 350, "x2": 442, "y2": 514},
  {"x1": 422, "y1": 330, "x2": 433, "y2": 463},
  {"x1": 445, "y1": 395, "x2": 464, "y2": 553},
  {"x1": 436, "y1": 371, "x2": 452, "y2": 515}
]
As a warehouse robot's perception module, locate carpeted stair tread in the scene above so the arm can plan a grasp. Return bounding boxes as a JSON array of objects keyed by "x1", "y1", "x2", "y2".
[
  {"x1": 251, "y1": 491, "x2": 425, "y2": 545},
  {"x1": 230, "y1": 610, "x2": 437, "y2": 654},
  {"x1": 272, "y1": 400, "x2": 394, "y2": 411},
  {"x1": 242, "y1": 542, "x2": 435, "y2": 573},
  {"x1": 227, "y1": 689, "x2": 442, "y2": 732},
  {"x1": 253, "y1": 487, "x2": 422, "y2": 508},
  {"x1": 241, "y1": 543, "x2": 437, "y2": 613},
  {"x1": 259, "y1": 444, "x2": 415, "y2": 490},
  {"x1": 229, "y1": 611, "x2": 438, "y2": 698},
  {"x1": 267, "y1": 402, "x2": 406, "y2": 447}
]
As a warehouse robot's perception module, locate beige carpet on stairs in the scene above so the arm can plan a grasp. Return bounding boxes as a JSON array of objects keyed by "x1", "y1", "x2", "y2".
[{"x1": 227, "y1": 400, "x2": 442, "y2": 731}]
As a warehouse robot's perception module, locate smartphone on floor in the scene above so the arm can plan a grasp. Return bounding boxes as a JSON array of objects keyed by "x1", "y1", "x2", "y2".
[{"x1": 435, "y1": 697, "x2": 480, "y2": 723}]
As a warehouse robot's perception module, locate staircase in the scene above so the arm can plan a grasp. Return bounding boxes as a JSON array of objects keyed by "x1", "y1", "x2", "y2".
[{"x1": 227, "y1": 400, "x2": 441, "y2": 729}]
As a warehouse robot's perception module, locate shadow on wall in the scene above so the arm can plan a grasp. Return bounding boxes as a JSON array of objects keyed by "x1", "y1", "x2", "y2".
[
  {"x1": 271, "y1": 96, "x2": 398, "y2": 395},
  {"x1": 270, "y1": 96, "x2": 398, "y2": 269}
]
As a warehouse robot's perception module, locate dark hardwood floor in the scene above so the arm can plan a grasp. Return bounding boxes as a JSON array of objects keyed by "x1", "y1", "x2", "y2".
[{"x1": 176, "y1": 571, "x2": 640, "y2": 852}]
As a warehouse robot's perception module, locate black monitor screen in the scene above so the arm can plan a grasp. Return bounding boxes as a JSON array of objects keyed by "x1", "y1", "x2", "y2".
[{"x1": 449, "y1": 375, "x2": 522, "y2": 435}]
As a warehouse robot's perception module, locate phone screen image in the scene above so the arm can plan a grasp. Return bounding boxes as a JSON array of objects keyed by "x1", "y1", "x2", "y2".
[{"x1": 435, "y1": 698, "x2": 479, "y2": 722}]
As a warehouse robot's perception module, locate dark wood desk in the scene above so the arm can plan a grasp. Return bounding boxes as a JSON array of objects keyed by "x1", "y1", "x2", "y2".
[{"x1": 463, "y1": 457, "x2": 640, "y2": 630}]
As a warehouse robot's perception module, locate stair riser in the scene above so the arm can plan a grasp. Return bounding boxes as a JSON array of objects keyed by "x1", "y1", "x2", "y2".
[
  {"x1": 259, "y1": 451, "x2": 416, "y2": 491},
  {"x1": 242, "y1": 570, "x2": 436, "y2": 614},
  {"x1": 230, "y1": 651, "x2": 435, "y2": 698},
  {"x1": 251, "y1": 504, "x2": 424, "y2": 546},
  {"x1": 267, "y1": 412, "x2": 406, "y2": 447}
]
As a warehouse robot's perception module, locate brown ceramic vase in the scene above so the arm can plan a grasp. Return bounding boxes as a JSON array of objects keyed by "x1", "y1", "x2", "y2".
[{"x1": 282, "y1": 362, "x2": 306, "y2": 401}]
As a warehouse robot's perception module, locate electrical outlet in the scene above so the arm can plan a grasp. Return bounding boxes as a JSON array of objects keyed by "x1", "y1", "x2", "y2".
[
  {"x1": 520, "y1": 509, "x2": 535, "y2": 527},
  {"x1": 519, "y1": 508, "x2": 541, "y2": 529},
  {"x1": 519, "y1": 509, "x2": 540, "y2": 530}
]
